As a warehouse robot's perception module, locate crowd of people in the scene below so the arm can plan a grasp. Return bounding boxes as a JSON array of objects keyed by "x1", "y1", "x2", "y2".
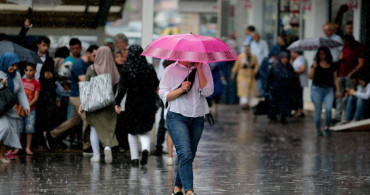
[
  {"x1": 0, "y1": 18, "x2": 369, "y2": 195},
  {"x1": 1, "y1": 28, "x2": 213, "y2": 194},
  {"x1": 222, "y1": 21, "x2": 369, "y2": 136}
]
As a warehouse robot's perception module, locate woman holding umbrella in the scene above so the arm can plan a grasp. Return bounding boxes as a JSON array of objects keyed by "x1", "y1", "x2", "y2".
[
  {"x1": 308, "y1": 46, "x2": 341, "y2": 136},
  {"x1": 160, "y1": 60, "x2": 213, "y2": 195},
  {"x1": 0, "y1": 53, "x2": 30, "y2": 163},
  {"x1": 143, "y1": 33, "x2": 236, "y2": 194}
]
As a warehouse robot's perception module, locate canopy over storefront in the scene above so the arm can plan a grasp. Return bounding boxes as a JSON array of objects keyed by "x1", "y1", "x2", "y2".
[{"x1": 0, "y1": 0, "x2": 126, "y2": 28}]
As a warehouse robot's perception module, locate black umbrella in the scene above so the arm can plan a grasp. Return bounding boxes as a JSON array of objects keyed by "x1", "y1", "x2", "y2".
[{"x1": 0, "y1": 41, "x2": 42, "y2": 64}]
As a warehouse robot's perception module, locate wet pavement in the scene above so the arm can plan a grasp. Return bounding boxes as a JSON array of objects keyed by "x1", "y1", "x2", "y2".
[{"x1": 2, "y1": 105, "x2": 370, "y2": 194}]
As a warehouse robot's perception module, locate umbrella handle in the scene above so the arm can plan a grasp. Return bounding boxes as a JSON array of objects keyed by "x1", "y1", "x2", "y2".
[{"x1": 187, "y1": 63, "x2": 190, "y2": 82}]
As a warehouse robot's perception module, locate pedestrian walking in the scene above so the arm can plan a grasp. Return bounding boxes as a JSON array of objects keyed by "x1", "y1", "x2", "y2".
[
  {"x1": 115, "y1": 45, "x2": 159, "y2": 166},
  {"x1": 82, "y1": 46, "x2": 120, "y2": 164},
  {"x1": 231, "y1": 45, "x2": 259, "y2": 109},
  {"x1": 153, "y1": 60, "x2": 175, "y2": 166},
  {"x1": 36, "y1": 62, "x2": 59, "y2": 148},
  {"x1": 250, "y1": 32, "x2": 269, "y2": 96},
  {"x1": 159, "y1": 60, "x2": 214, "y2": 195},
  {"x1": 0, "y1": 53, "x2": 30, "y2": 163},
  {"x1": 267, "y1": 52, "x2": 298, "y2": 124},
  {"x1": 308, "y1": 47, "x2": 341, "y2": 136},
  {"x1": 44, "y1": 45, "x2": 98, "y2": 152}
]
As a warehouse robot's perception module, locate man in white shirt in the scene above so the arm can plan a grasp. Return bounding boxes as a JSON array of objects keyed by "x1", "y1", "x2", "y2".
[
  {"x1": 251, "y1": 32, "x2": 269, "y2": 96},
  {"x1": 323, "y1": 23, "x2": 342, "y2": 63},
  {"x1": 250, "y1": 32, "x2": 269, "y2": 65}
]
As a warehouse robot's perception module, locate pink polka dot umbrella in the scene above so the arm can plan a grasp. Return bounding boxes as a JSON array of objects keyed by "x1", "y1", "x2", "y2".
[{"x1": 141, "y1": 33, "x2": 238, "y2": 63}]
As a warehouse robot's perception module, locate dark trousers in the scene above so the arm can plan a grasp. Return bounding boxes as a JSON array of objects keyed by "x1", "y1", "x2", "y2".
[
  {"x1": 269, "y1": 89, "x2": 290, "y2": 118},
  {"x1": 155, "y1": 100, "x2": 167, "y2": 151},
  {"x1": 116, "y1": 113, "x2": 130, "y2": 150}
]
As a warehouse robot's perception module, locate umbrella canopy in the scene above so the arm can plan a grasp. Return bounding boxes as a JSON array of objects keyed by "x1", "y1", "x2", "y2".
[
  {"x1": 7, "y1": 0, "x2": 62, "y2": 8},
  {"x1": 287, "y1": 37, "x2": 342, "y2": 51},
  {"x1": 0, "y1": 41, "x2": 42, "y2": 64},
  {"x1": 141, "y1": 33, "x2": 238, "y2": 63}
]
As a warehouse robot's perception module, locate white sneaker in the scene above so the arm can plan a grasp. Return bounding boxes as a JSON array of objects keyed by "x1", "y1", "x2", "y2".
[
  {"x1": 90, "y1": 155, "x2": 100, "y2": 162},
  {"x1": 104, "y1": 146, "x2": 112, "y2": 164},
  {"x1": 167, "y1": 157, "x2": 173, "y2": 166}
]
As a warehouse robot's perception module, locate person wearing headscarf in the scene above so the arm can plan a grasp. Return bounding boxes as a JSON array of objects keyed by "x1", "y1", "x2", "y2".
[
  {"x1": 0, "y1": 53, "x2": 30, "y2": 163},
  {"x1": 258, "y1": 45, "x2": 281, "y2": 97},
  {"x1": 267, "y1": 52, "x2": 298, "y2": 124},
  {"x1": 115, "y1": 45, "x2": 159, "y2": 166},
  {"x1": 35, "y1": 61, "x2": 58, "y2": 147},
  {"x1": 82, "y1": 46, "x2": 120, "y2": 164},
  {"x1": 231, "y1": 44, "x2": 259, "y2": 109}
]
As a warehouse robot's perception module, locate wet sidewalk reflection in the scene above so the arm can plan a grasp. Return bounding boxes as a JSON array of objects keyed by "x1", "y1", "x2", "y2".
[{"x1": 1, "y1": 105, "x2": 370, "y2": 194}]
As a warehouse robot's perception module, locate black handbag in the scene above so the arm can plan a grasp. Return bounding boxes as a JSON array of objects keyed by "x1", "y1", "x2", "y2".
[{"x1": 0, "y1": 85, "x2": 18, "y2": 117}]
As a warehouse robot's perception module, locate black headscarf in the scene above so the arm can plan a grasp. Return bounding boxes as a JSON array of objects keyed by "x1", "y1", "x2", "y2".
[
  {"x1": 123, "y1": 45, "x2": 150, "y2": 78},
  {"x1": 39, "y1": 60, "x2": 57, "y2": 99}
]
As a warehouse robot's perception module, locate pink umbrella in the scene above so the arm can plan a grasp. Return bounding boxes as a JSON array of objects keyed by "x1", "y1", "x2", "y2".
[{"x1": 141, "y1": 33, "x2": 238, "y2": 63}]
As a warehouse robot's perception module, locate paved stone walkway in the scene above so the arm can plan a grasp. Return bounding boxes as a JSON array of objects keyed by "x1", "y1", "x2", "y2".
[{"x1": 1, "y1": 105, "x2": 370, "y2": 194}]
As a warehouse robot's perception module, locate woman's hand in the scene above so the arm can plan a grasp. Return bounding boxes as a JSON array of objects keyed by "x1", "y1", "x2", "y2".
[
  {"x1": 78, "y1": 105, "x2": 84, "y2": 114},
  {"x1": 115, "y1": 105, "x2": 121, "y2": 114},
  {"x1": 180, "y1": 81, "x2": 191, "y2": 92},
  {"x1": 347, "y1": 88, "x2": 356, "y2": 96},
  {"x1": 196, "y1": 62, "x2": 203, "y2": 70},
  {"x1": 25, "y1": 108, "x2": 30, "y2": 116},
  {"x1": 312, "y1": 63, "x2": 318, "y2": 69},
  {"x1": 336, "y1": 91, "x2": 342, "y2": 99},
  {"x1": 1, "y1": 77, "x2": 7, "y2": 85},
  {"x1": 56, "y1": 100, "x2": 61, "y2": 107}
]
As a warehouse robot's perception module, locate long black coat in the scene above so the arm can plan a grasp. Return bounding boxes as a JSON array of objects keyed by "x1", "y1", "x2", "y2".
[{"x1": 115, "y1": 45, "x2": 159, "y2": 135}]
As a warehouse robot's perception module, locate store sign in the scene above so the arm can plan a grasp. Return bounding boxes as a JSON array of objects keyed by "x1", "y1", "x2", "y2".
[
  {"x1": 347, "y1": 0, "x2": 358, "y2": 9},
  {"x1": 301, "y1": 0, "x2": 311, "y2": 11},
  {"x1": 243, "y1": 0, "x2": 252, "y2": 9}
]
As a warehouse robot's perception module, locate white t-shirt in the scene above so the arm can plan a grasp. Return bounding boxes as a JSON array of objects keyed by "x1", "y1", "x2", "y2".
[
  {"x1": 292, "y1": 55, "x2": 308, "y2": 88},
  {"x1": 251, "y1": 40, "x2": 269, "y2": 65},
  {"x1": 327, "y1": 34, "x2": 342, "y2": 63}
]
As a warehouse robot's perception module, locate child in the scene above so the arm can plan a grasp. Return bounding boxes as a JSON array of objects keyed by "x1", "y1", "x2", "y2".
[
  {"x1": 16, "y1": 63, "x2": 40, "y2": 155},
  {"x1": 342, "y1": 72, "x2": 370, "y2": 123}
]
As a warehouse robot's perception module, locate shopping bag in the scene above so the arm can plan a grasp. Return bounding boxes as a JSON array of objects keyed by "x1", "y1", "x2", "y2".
[
  {"x1": 0, "y1": 86, "x2": 18, "y2": 117},
  {"x1": 79, "y1": 73, "x2": 115, "y2": 112}
]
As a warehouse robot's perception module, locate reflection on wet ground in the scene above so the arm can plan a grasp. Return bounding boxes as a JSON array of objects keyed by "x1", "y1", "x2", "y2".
[{"x1": 1, "y1": 105, "x2": 370, "y2": 194}]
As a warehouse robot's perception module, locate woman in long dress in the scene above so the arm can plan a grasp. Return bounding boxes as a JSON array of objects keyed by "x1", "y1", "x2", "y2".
[
  {"x1": 0, "y1": 53, "x2": 30, "y2": 163},
  {"x1": 231, "y1": 45, "x2": 259, "y2": 109},
  {"x1": 82, "y1": 46, "x2": 120, "y2": 163},
  {"x1": 115, "y1": 45, "x2": 159, "y2": 166}
]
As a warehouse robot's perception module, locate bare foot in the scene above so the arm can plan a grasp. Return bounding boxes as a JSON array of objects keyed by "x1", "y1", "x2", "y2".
[
  {"x1": 12, "y1": 149, "x2": 20, "y2": 155},
  {"x1": 25, "y1": 149, "x2": 33, "y2": 155}
]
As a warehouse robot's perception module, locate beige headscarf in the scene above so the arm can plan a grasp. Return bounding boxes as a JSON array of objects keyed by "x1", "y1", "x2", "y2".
[{"x1": 93, "y1": 46, "x2": 120, "y2": 85}]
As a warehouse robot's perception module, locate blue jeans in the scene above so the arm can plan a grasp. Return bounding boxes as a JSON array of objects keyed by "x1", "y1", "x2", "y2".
[
  {"x1": 335, "y1": 77, "x2": 353, "y2": 120},
  {"x1": 19, "y1": 110, "x2": 36, "y2": 134},
  {"x1": 257, "y1": 79, "x2": 266, "y2": 97},
  {"x1": 311, "y1": 85, "x2": 334, "y2": 130},
  {"x1": 345, "y1": 96, "x2": 365, "y2": 121},
  {"x1": 166, "y1": 111, "x2": 204, "y2": 192}
]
